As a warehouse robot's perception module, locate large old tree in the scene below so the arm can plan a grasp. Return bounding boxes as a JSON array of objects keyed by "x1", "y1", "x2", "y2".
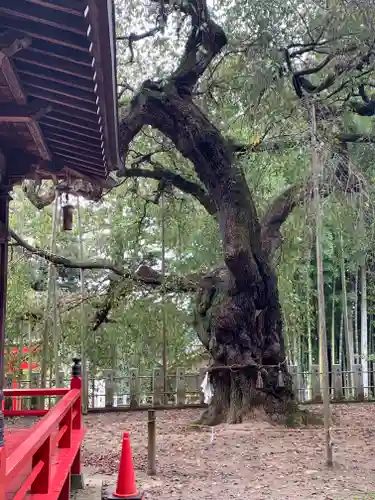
[{"x1": 16, "y1": 0, "x2": 375, "y2": 424}]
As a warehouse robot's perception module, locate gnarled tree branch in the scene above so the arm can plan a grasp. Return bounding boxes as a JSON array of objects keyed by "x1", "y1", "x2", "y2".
[{"x1": 118, "y1": 162, "x2": 216, "y2": 214}]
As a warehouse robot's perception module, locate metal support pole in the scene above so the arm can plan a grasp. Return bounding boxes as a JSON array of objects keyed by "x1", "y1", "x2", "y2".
[{"x1": 0, "y1": 187, "x2": 10, "y2": 449}]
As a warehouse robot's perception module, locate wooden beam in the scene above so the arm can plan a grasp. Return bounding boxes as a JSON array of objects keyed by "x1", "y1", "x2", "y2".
[
  {"x1": 15, "y1": 59, "x2": 94, "y2": 90},
  {"x1": 0, "y1": 53, "x2": 27, "y2": 104},
  {"x1": 43, "y1": 130, "x2": 103, "y2": 151},
  {"x1": 3, "y1": 148, "x2": 62, "y2": 175},
  {"x1": 14, "y1": 50, "x2": 93, "y2": 80},
  {"x1": 40, "y1": 119, "x2": 102, "y2": 141},
  {"x1": 39, "y1": 104, "x2": 100, "y2": 126},
  {"x1": 27, "y1": 121, "x2": 52, "y2": 160},
  {"x1": 25, "y1": 86, "x2": 98, "y2": 114},
  {"x1": 27, "y1": 41, "x2": 93, "y2": 66},
  {"x1": 0, "y1": 15, "x2": 89, "y2": 52},
  {"x1": 86, "y1": 0, "x2": 120, "y2": 171},
  {"x1": 49, "y1": 144, "x2": 104, "y2": 167},
  {"x1": 0, "y1": 100, "x2": 52, "y2": 122},
  {"x1": 41, "y1": 113, "x2": 100, "y2": 134},
  {"x1": 46, "y1": 135, "x2": 103, "y2": 156},
  {"x1": 25, "y1": 0, "x2": 86, "y2": 17},
  {"x1": 23, "y1": 75, "x2": 96, "y2": 104},
  {"x1": 25, "y1": 94, "x2": 99, "y2": 123},
  {"x1": 0, "y1": 30, "x2": 31, "y2": 57},
  {"x1": 0, "y1": 0, "x2": 86, "y2": 35},
  {"x1": 52, "y1": 150, "x2": 104, "y2": 170},
  {"x1": 59, "y1": 159, "x2": 107, "y2": 179}
]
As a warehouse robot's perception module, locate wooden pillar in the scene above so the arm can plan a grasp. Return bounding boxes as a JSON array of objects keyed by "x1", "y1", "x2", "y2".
[{"x1": 0, "y1": 186, "x2": 10, "y2": 449}]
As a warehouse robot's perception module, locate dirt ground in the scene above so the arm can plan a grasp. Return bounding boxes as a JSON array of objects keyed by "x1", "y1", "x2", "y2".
[{"x1": 80, "y1": 405, "x2": 375, "y2": 500}]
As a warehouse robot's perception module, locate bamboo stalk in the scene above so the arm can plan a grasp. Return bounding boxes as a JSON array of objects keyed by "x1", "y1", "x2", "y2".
[
  {"x1": 311, "y1": 101, "x2": 333, "y2": 467},
  {"x1": 161, "y1": 192, "x2": 168, "y2": 405},
  {"x1": 41, "y1": 197, "x2": 59, "y2": 393}
]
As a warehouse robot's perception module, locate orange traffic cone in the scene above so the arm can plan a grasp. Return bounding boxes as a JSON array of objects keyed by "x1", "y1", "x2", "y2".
[{"x1": 103, "y1": 433, "x2": 144, "y2": 500}]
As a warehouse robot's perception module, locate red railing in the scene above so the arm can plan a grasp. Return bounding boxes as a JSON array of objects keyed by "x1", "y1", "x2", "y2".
[{"x1": 0, "y1": 366, "x2": 84, "y2": 500}]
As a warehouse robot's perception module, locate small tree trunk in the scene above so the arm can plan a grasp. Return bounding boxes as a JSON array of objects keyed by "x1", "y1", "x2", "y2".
[
  {"x1": 41, "y1": 198, "x2": 59, "y2": 389},
  {"x1": 339, "y1": 308, "x2": 344, "y2": 368},
  {"x1": 340, "y1": 234, "x2": 354, "y2": 394},
  {"x1": 331, "y1": 278, "x2": 336, "y2": 365},
  {"x1": 353, "y1": 269, "x2": 359, "y2": 363}
]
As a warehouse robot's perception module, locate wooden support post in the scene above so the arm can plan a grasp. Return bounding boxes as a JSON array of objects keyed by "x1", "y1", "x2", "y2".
[
  {"x1": 176, "y1": 367, "x2": 186, "y2": 406},
  {"x1": 0, "y1": 187, "x2": 10, "y2": 451},
  {"x1": 147, "y1": 409, "x2": 156, "y2": 476},
  {"x1": 332, "y1": 364, "x2": 343, "y2": 401},
  {"x1": 153, "y1": 368, "x2": 163, "y2": 406},
  {"x1": 59, "y1": 407, "x2": 72, "y2": 449},
  {"x1": 70, "y1": 358, "x2": 84, "y2": 490},
  {"x1": 31, "y1": 436, "x2": 51, "y2": 494},
  {"x1": 129, "y1": 368, "x2": 139, "y2": 409},
  {"x1": 0, "y1": 447, "x2": 5, "y2": 500},
  {"x1": 103, "y1": 369, "x2": 114, "y2": 408},
  {"x1": 353, "y1": 364, "x2": 364, "y2": 401},
  {"x1": 310, "y1": 364, "x2": 322, "y2": 403}
]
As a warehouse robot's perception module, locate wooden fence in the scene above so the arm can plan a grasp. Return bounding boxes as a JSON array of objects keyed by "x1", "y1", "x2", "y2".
[{"x1": 5, "y1": 363, "x2": 375, "y2": 412}]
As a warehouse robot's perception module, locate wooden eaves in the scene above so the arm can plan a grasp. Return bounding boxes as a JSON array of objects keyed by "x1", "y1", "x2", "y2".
[
  {"x1": 0, "y1": 0, "x2": 121, "y2": 429},
  {"x1": 0, "y1": 0, "x2": 120, "y2": 189}
]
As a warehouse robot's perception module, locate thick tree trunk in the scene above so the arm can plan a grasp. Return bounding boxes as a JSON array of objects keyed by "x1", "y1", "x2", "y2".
[
  {"x1": 127, "y1": 84, "x2": 296, "y2": 424},
  {"x1": 193, "y1": 265, "x2": 295, "y2": 425}
]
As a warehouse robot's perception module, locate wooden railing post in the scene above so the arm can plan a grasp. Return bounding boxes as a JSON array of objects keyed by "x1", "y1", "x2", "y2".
[
  {"x1": 71, "y1": 358, "x2": 82, "y2": 431},
  {"x1": 0, "y1": 447, "x2": 5, "y2": 500},
  {"x1": 70, "y1": 358, "x2": 84, "y2": 490},
  {"x1": 31, "y1": 436, "x2": 51, "y2": 494}
]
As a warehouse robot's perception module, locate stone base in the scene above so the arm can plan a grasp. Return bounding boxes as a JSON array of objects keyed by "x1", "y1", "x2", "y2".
[
  {"x1": 71, "y1": 473, "x2": 85, "y2": 490},
  {"x1": 102, "y1": 486, "x2": 144, "y2": 500}
]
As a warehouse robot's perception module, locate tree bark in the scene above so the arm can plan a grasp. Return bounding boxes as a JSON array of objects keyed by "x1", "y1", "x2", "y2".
[{"x1": 132, "y1": 87, "x2": 295, "y2": 424}]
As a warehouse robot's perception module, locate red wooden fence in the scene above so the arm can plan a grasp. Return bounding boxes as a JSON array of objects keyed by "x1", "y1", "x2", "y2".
[{"x1": 0, "y1": 367, "x2": 84, "y2": 499}]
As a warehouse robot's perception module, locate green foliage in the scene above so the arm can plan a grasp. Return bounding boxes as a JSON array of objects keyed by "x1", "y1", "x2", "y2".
[{"x1": 6, "y1": 0, "x2": 375, "y2": 375}]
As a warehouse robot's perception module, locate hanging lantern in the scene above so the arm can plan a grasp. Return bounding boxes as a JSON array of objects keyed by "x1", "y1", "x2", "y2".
[
  {"x1": 62, "y1": 193, "x2": 74, "y2": 231},
  {"x1": 256, "y1": 370, "x2": 263, "y2": 389}
]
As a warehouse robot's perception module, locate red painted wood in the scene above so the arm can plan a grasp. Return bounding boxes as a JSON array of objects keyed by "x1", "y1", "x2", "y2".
[
  {"x1": 31, "y1": 436, "x2": 51, "y2": 494},
  {"x1": 4, "y1": 381, "x2": 84, "y2": 499},
  {"x1": 0, "y1": 447, "x2": 6, "y2": 500},
  {"x1": 13, "y1": 460, "x2": 44, "y2": 500},
  {"x1": 4, "y1": 429, "x2": 32, "y2": 499},
  {"x1": 4, "y1": 410, "x2": 48, "y2": 417},
  {"x1": 4, "y1": 388, "x2": 69, "y2": 397},
  {"x1": 6, "y1": 389, "x2": 79, "y2": 483}
]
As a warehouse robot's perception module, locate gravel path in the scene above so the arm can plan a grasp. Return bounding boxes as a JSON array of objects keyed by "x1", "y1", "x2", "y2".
[{"x1": 81, "y1": 405, "x2": 375, "y2": 500}]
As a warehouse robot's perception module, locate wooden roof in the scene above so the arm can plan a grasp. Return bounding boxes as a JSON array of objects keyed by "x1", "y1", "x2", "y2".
[{"x1": 0, "y1": 0, "x2": 119, "y2": 186}]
